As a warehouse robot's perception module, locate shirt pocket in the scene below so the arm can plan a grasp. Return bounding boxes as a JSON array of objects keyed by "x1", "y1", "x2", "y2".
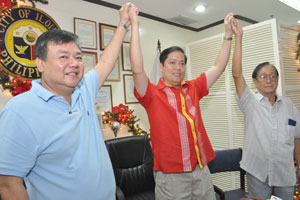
[{"x1": 282, "y1": 118, "x2": 296, "y2": 145}]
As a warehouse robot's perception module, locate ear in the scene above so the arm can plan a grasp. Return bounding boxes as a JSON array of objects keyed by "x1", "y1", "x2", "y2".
[
  {"x1": 35, "y1": 57, "x2": 45, "y2": 73},
  {"x1": 160, "y1": 62, "x2": 163, "y2": 73},
  {"x1": 252, "y1": 78, "x2": 258, "y2": 87}
]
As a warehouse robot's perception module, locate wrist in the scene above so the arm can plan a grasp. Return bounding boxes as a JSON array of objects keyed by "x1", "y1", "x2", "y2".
[
  {"x1": 223, "y1": 36, "x2": 232, "y2": 40},
  {"x1": 119, "y1": 21, "x2": 129, "y2": 32}
]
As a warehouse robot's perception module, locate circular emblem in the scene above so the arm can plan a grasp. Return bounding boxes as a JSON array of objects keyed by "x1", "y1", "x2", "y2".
[{"x1": 0, "y1": 6, "x2": 60, "y2": 79}]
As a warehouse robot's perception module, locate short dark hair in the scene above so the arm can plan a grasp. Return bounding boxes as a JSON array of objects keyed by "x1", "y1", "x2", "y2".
[
  {"x1": 159, "y1": 46, "x2": 187, "y2": 65},
  {"x1": 252, "y1": 62, "x2": 279, "y2": 79},
  {"x1": 34, "y1": 29, "x2": 81, "y2": 61}
]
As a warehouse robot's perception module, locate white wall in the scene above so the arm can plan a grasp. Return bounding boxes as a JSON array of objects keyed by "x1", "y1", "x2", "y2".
[
  {"x1": 194, "y1": 20, "x2": 251, "y2": 40},
  {"x1": 36, "y1": 0, "x2": 199, "y2": 132}
]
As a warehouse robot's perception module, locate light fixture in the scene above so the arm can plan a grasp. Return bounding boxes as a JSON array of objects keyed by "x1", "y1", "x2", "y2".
[
  {"x1": 278, "y1": 0, "x2": 300, "y2": 11},
  {"x1": 298, "y1": 19, "x2": 300, "y2": 23},
  {"x1": 195, "y1": 5, "x2": 206, "y2": 13}
]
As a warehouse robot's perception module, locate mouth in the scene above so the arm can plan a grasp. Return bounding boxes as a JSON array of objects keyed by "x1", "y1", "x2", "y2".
[
  {"x1": 65, "y1": 72, "x2": 79, "y2": 76},
  {"x1": 173, "y1": 73, "x2": 181, "y2": 77}
]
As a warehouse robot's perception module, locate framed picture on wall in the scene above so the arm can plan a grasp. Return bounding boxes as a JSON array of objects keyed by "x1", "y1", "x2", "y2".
[
  {"x1": 74, "y1": 17, "x2": 97, "y2": 50},
  {"x1": 122, "y1": 41, "x2": 131, "y2": 71},
  {"x1": 107, "y1": 56, "x2": 121, "y2": 81},
  {"x1": 82, "y1": 51, "x2": 98, "y2": 74},
  {"x1": 99, "y1": 51, "x2": 120, "y2": 81},
  {"x1": 123, "y1": 74, "x2": 138, "y2": 104},
  {"x1": 99, "y1": 23, "x2": 117, "y2": 50},
  {"x1": 95, "y1": 85, "x2": 113, "y2": 113}
]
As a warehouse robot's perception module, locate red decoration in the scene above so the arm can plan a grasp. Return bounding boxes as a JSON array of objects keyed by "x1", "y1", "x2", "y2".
[
  {"x1": 102, "y1": 103, "x2": 148, "y2": 136},
  {"x1": 11, "y1": 77, "x2": 32, "y2": 96}
]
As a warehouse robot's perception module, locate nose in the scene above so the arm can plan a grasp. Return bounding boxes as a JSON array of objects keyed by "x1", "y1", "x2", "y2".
[
  {"x1": 68, "y1": 56, "x2": 79, "y2": 68},
  {"x1": 174, "y1": 63, "x2": 181, "y2": 69},
  {"x1": 265, "y1": 76, "x2": 272, "y2": 82}
]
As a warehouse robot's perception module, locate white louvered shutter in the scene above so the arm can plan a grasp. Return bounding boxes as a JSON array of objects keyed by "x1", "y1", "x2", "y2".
[
  {"x1": 185, "y1": 19, "x2": 281, "y2": 191},
  {"x1": 279, "y1": 25, "x2": 300, "y2": 112}
]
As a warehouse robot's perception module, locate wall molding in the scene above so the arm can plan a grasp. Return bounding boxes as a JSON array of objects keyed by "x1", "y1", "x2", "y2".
[{"x1": 83, "y1": 0, "x2": 258, "y2": 32}]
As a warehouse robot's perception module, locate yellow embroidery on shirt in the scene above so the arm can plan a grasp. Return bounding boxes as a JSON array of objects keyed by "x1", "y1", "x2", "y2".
[{"x1": 180, "y1": 91, "x2": 203, "y2": 169}]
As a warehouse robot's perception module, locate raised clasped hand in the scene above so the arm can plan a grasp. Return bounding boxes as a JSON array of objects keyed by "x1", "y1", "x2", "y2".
[{"x1": 224, "y1": 13, "x2": 234, "y2": 37}]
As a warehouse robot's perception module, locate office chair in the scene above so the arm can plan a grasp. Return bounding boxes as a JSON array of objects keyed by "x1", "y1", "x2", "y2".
[
  {"x1": 105, "y1": 135, "x2": 155, "y2": 200},
  {"x1": 207, "y1": 148, "x2": 247, "y2": 200}
]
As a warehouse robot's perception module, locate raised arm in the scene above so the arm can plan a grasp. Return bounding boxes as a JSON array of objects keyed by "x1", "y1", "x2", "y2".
[
  {"x1": 94, "y1": 3, "x2": 131, "y2": 88},
  {"x1": 205, "y1": 13, "x2": 234, "y2": 89},
  {"x1": 231, "y1": 18, "x2": 246, "y2": 99},
  {"x1": 128, "y1": 5, "x2": 148, "y2": 97},
  {"x1": 0, "y1": 175, "x2": 29, "y2": 200}
]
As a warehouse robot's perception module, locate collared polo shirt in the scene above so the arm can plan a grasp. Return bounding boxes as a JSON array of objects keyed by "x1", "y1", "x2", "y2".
[
  {"x1": 0, "y1": 70, "x2": 115, "y2": 200},
  {"x1": 237, "y1": 85, "x2": 300, "y2": 186},
  {"x1": 135, "y1": 73, "x2": 215, "y2": 173}
]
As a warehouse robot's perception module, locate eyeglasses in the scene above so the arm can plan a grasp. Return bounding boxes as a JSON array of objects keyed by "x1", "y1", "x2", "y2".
[{"x1": 257, "y1": 74, "x2": 278, "y2": 82}]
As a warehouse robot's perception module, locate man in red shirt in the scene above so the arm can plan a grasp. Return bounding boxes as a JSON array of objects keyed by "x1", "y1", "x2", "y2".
[{"x1": 128, "y1": 5, "x2": 236, "y2": 199}]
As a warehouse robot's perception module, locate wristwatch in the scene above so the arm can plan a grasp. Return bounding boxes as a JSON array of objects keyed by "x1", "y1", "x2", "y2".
[
  {"x1": 119, "y1": 22, "x2": 129, "y2": 32},
  {"x1": 223, "y1": 36, "x2": 232, "y2": 40}
]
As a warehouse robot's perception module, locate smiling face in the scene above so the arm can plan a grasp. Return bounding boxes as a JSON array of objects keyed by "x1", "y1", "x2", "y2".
[
  {"x1": 36, "y1": 41, "x2": 84, "y2": 97},
  {"x1": 253, "y1": 64, "x2": 278, "y2": 96},
  {"x1": 160, "y1": 50, "x2": 186, "y2": 88}
]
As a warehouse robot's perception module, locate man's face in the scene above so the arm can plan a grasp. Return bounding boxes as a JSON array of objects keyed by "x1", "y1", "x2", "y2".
[
  {"x1": 36, "y1": 42, "x2": 84, "y2": 96},
  {"x1": 253, "y1": 64, "x2": 278, "y2": 96},
  {"x1": 160, "y1": 51, "x2": 186, "y2": 88}
]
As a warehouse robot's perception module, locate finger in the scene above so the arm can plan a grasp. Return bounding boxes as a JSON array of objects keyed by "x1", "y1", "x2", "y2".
[{"x1": 225, "y1": 13, "x2": 234, "y2": 21}]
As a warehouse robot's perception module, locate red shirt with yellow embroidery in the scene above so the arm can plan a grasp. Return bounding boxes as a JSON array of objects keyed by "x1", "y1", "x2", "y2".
[{"x1": 134, "y1": 73, "x2": 215, "y2": 173}]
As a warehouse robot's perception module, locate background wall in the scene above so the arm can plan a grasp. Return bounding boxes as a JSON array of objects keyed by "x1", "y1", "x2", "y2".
[
  {"x1": 36, "y1": 0, "x2": 300, "y2": 139},
  {"x1": 37, "y1": 0, "x2": 201, "y2": 132}
]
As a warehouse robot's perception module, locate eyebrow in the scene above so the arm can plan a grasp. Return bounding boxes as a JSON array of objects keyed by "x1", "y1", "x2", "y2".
[
  {"x1": 56, "y1": 50, "x2": 82, "y2": 55},
  {"x1": 168, "y1": 59, "x2": 184, "y2": 62}
]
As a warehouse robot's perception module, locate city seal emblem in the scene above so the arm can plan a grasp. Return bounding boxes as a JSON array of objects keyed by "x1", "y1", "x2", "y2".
[{"x1": 0, "y1": 6, "x2": 60, "y2": 79}]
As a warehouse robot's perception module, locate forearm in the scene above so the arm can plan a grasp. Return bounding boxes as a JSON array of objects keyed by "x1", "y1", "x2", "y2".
[
  {"x1": 95, "y1": 24, "x2": 127, "y2": 86},
  {"x1": 129, "y1": 22, "x2": 148, "y2": 96},
  {"x1": 130, "y1": 22, "x2": 144, "y2": 74},
  {"x1": 214, "y1": 38, "x2": 232, "y2": 72},
  {"x1": 0, "y1": 187, "x2": 28, "y2": 200},
  {"x1": 205, "y1": 38, "x2": 232, "y2": 88},
  {"x1": 232, "y1": 36, "x2": 243, "y2": 78},
  {"x1": 0, "y1": 176, "x2": 28, "y2": 200}
]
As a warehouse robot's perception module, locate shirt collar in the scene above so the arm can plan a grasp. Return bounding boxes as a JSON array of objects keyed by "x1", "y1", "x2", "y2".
[
  {"x1": 157, "y1": 78, "x2": 187, "y2": 89},
  {"x1": 256, "y1": 91, "x2": 282, "y2": 102},
  {"x1": 31, "y1": 79, "x2": 81, "y2": 102},
  {"x1": 31, "y1": 80, "x2": 55, "y2": 101}
]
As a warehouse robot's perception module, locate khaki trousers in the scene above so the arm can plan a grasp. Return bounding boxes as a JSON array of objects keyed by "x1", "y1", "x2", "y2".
[{"x1": 154, "y1": 165, "x2": 216, "y2": 200}]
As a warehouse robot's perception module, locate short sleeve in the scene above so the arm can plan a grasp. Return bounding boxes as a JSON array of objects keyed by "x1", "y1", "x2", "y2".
[
  {"x1": 134, "y1": 78, "x2": 153, "y2": 108},
  {"x1": 0, "y1": 109, "x2": 39, "y2": 177},
  {"x1": 236, "y1": 85, "x2": 256, "y2": 115},
  {"x1": 194, "y1": 73, "x2": 209, "y2": 100}
]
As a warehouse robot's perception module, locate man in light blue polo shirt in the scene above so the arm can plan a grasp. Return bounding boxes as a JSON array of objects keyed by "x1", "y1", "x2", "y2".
[{"x1": 0, "y1": 3, "x2": 136, "y2": 200}]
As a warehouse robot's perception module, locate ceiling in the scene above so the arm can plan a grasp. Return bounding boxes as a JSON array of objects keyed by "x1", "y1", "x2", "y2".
[{"x1": 84, "y1": 0, "x2": 300, "y2": 31}]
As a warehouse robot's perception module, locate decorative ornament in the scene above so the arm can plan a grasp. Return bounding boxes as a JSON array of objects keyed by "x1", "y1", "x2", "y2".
[
  {"x1": 295, "y1": 184, "x2": 300, "y2": 200},
  {"x1": 111, "y1": 121, "x2": 120, "y2": 137},
  {"x1": 0, "y1": 69, "x2": 32, "y2": 96},
  {"x1": 102, "y1": 103, "x2": 148, "y2": 136},
  {"x1": 11, "y1": 0, "x2": 48, "y2": 8}
]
